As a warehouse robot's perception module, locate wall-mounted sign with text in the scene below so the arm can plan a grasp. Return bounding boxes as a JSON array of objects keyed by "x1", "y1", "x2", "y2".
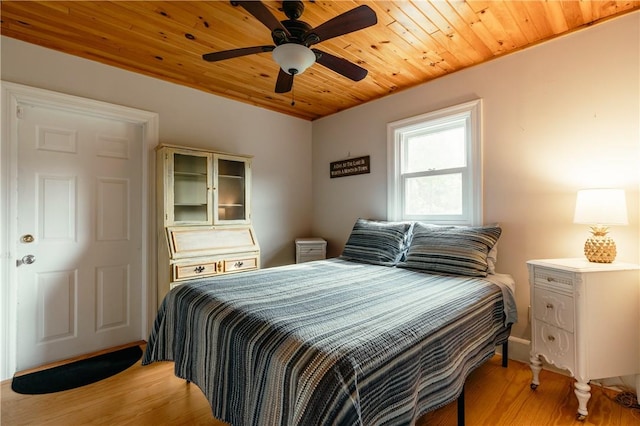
[{"x1": 330, "y1": 155, "x2": 370, "y2": 179}]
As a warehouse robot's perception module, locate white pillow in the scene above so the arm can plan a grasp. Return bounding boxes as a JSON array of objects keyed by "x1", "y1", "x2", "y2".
[{"x1": 487, "y1": 241, "x2": 498, "y2": 274}]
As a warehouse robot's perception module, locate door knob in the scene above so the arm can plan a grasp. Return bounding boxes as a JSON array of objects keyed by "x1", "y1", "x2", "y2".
[{"x1": 17, "y1": 255, "x2": 36, "y2": 267}]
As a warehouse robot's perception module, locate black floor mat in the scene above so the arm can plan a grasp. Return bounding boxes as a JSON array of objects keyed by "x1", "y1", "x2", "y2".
[{"x1": 11, "y1": 345, "x2": 142, "y2": 395}]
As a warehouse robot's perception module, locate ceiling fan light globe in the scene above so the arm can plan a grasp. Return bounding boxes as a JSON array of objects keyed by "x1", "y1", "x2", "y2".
[{"x1": 272, "y1": 43, "x2": 315, "y2": 75}]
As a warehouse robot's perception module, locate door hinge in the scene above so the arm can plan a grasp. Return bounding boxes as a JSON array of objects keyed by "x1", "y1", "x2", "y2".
[{"x1": 16, "y1": 105, "x2": 24, "y2": 119}]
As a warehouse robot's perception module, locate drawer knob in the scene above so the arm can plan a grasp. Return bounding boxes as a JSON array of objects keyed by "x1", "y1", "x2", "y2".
[
  {"x1": 547, "y1": 335, "x2": 555, "y2": 342},
  {"x1": 234, "y1": 261, "x2": 244, "y2": 268},
  {"x1": 546, "y1": 303, "x2": 554, "y2": 310},
  {"x1": 194, "y1": 266, "x2": 205, "y2": 273},
  {"x1": 546, "y1": 277, "x2": 555, "y2": 282}
]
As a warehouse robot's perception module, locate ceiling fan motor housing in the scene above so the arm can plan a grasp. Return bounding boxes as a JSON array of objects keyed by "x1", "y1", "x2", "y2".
[
  {"x1": 274, "y1": 3, "x2": 318, "y2": 46},
  {"x1": 274, "y1": 19, "x2": 313, "y2": 45}
]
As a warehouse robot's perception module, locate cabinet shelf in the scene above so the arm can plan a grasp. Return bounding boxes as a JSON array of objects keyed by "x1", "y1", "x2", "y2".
[
  {"x1": 219, "y1": 174, "x2": 244, "y2": 180},
  {"x1": 175, "y1": 171, "x2": 207, "y2": 177}
]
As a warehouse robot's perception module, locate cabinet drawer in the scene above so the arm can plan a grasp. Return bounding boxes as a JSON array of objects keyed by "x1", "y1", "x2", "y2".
[
  {"x1": 533, "y1": 288, "x2": 575, "y2": 332},
  {"x1": 533, "y1": 266, "x2": 574, "y2": 291},
  {"x1": 533, "y1": 321, "x2": 575, "y2": 371},
  {"x1": 173, "y1": 261, "x2": 218, "y2": 281},
  {"x1": 222, "y1": 256, "x2": 258, "y2": 273}
]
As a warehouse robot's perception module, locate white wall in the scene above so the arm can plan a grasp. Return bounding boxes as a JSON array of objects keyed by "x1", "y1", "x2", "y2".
[
  {"x1": 312, "y1": 12, "x2": 640, "y2": 344},
  {"x1": 1, "y1": 36, "x2": 313, "y2": 267}
]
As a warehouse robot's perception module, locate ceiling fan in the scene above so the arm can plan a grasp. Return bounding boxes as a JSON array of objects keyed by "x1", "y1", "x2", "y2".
[{"x1": 202, "y1": 1, "x2": 378, "y2": 96}]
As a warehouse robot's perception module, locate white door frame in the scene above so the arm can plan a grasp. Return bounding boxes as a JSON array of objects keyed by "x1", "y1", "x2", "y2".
[{"x1": 1, "y1": 81, "x2": 159, "y2": 380}]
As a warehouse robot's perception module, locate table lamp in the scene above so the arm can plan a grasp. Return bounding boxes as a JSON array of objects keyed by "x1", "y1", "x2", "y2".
[{"x1": 573, "y1": 188, "x2": 628, "y2": 263}]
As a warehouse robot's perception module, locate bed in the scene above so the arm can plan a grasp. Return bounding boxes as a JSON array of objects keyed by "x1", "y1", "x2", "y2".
[{"x1": 143, "y1": 220, "x2": 517, "y2": 425}]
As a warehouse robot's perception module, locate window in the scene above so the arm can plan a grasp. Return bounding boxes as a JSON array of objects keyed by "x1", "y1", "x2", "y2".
[{"x1": 387, "y1": 99, "x2": 482, "y2": 226}]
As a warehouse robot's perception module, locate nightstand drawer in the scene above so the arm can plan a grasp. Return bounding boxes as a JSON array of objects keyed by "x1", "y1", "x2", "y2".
[
  {"x1": 298, "y1": 253, "x2": 324, "y2": 263},
  {"x1": 533, "y1": 321, "x2": 575, "y2": 370},
  {"x1": 298, "y1": 247, "x2": 325, "y2": 262},
  {"x1": 533, "y1": 288, "x2": 574, "y2": 332},
  {"x1": 298, "y1": 246, "x2": 325, "y2": 256},
  {"x1": 533, "y1": 267, "x2": 574, "y2": 291},
  {"x1": 174, "y1": 261, "x2": 218, "y2": 281}
]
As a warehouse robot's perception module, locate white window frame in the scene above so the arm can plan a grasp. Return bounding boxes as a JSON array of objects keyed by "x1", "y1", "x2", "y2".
[{"x1": 387, "y1": 99, "x2": 482, "y2": 226}]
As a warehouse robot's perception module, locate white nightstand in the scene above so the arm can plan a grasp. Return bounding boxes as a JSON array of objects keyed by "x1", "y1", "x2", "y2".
[
  {"x1": 527, "y1": 258, "x2": 640, "y2": 420},
  {"x1": 295, "y1": 238, "x2": 327, "y2": 264}
]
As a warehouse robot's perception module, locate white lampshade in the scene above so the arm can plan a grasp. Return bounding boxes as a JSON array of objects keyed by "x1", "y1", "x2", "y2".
[
  {"x1": 272, "y1": 43, "x2": 316, "y2": 75},
  {"x1": 573, "y1": 188, "x2": 628, "y2": 225}
]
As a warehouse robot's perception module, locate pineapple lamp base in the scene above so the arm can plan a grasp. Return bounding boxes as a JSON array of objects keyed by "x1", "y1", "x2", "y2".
[{"x1": 583, "y1": 225, "x2": 616, "y2": 263}]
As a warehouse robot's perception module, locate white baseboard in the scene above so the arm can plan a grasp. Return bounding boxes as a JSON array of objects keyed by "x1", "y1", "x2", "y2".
[{"x1": 503, "y1": 336, "x2": 531, "y2": 364}]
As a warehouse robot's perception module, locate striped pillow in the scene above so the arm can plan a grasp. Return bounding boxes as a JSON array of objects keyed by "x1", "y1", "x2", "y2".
[
  {"x1": 340, "y1": 219, "x2": 413, "y2": 266},
  {"x1": 398, "y1": 223, "x2": 502, "y2": 277}
]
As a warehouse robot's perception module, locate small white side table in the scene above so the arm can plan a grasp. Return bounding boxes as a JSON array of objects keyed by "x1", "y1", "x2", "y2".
[
  {"x1": 295, "y1": 238, "x2": 327, "y2": 264},
  {"x1": 527, "y1": 258, "x2": 640, "y2": 420}
]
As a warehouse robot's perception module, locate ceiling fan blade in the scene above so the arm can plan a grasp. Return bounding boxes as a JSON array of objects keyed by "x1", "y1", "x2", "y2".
[
  {"x1": 275, "y1": 69, "x2": 294, "y2": 93},
  {"x1": 304, "y1": 5, "x2": 377, "y2": 45},
  {"x1": 233, "y1": 1, "x2": 291, "y2": 38},
  {"x1": 202, "y1": 46, "x2": 274, "y2": 62},
  {"x1": 312, "y1": 49, "x2": 368, "y2": 81}
]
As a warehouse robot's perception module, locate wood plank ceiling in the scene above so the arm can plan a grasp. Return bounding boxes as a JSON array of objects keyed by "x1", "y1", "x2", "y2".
[{"x1": 2, "y1": 1, "x2": 638, "y2": 121}]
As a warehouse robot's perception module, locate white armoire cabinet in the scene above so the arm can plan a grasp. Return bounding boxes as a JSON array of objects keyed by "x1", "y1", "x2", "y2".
[{"x1": 156, "y1": 144, "x2": 260, "y2": 305}]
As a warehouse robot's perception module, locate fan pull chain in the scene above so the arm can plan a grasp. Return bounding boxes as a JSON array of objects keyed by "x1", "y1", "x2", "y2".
[{"x1": 291, "y1": 84, "x2": 296, "y2": 107}]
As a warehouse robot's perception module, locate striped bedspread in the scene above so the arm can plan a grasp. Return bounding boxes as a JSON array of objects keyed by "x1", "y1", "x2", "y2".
[{"x1": 143, "y1": 258, "x2": 516, "y2": 425}]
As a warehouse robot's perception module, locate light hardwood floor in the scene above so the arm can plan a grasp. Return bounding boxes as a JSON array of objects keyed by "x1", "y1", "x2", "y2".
[{"x1": 2, "y1": 350, "x2": 639, "y2": 425}]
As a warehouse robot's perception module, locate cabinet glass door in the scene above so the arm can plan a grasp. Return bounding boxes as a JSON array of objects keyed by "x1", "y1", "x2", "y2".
[
  {"x1": 214, "y1": 155, "x2": 249, "y2": 224},
  {"x1": 172, "y1": 152, "x2": 211, "y2": 223}
]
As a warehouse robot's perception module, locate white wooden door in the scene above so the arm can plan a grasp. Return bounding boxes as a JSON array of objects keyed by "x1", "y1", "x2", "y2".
[{"x1": 15, "y1": 103, "x2": 143, "y2": 370}]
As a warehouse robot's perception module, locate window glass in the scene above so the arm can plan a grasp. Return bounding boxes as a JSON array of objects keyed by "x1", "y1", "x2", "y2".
[
  {"x1": 404, "y1": 174, "x2": 463, "y2": 216},
  {"x1": 404, "y1": 124, "x2": 466, "y2": 173},
  {"x1": 387, "y1": 99, "x2": 482, "y2": 226}
]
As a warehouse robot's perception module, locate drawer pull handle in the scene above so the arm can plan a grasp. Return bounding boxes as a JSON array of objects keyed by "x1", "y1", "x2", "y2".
[
  {"x1": 546, "y1": 303, "x2": 554, "y2": 310},
  {"x1": 547, "y1": 335, "x2": 555, "y2": 342},
  {"x1": 234, "y1": 261, "x2": 244, "y2": 268},
  {"x1": 546, "y1": 277, "x2": 555, "y2": 282},
  {"x1": 194, "y1": 266, "x2": 205, "y2": 273},
  {"x1": 217, "y1": 261, "x2": 223, "y2": 271}
]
